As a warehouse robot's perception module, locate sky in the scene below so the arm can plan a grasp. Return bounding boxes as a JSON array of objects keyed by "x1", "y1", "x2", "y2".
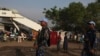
[{"x1": 0, "y1": 0, "x2": 95, "y2": 26}]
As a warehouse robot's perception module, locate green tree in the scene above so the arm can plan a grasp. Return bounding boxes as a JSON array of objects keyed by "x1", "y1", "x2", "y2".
[
  {"x1": 43, "y1": 2, "x2": 86, "y2": 31},
  {"x1": 43, "y1": 2, "x2": 100, "y2": 31},
  {"x1": 86, "y1": 2, "x2": 100, "y2": 29},
  {"x1": 43, "y1": 6, "x2": 61, "y2": 30},
  {"x1": 43, "y1": 6, "x2": 59, "y2": 24},
  {"x1": 67, "y1": 2, "x2": 86, "y2": 31},
  {"x1": 97, "y1": 0, "x2": 100, "y2": 3}
]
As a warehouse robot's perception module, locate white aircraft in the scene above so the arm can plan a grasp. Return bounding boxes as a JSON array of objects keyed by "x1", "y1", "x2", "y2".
[{"x1": 0, "y1": 8, "x2": 42, "y2": 31}]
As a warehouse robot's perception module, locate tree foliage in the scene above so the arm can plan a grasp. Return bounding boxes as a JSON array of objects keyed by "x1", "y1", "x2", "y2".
[
  {"x1": 97, "y1": 0, "x2": 100, "y2": 3},
  {"x1": 86, "y1": 2, "x2": 100, "y2": 29},
  {"x1": 43, "y1": 2, "x2": 100, "y2": 31}
]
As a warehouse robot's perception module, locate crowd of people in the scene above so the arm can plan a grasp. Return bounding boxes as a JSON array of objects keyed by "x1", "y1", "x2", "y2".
[
  {"x1": 0, "y1": 30, "x2": 27, "y2": 43},
  {"x1": 34, "y1": 18, "x2": 98, "y2": 56},
  {"x1": 0, "y1": 17, "x2": 99, "y2": 56}
]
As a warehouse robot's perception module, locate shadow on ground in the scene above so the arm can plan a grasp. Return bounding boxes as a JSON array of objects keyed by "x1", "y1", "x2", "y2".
[
  {"x1": 0, "y1": 46, "x2": 35, "y2": 56},
  {"x1": 15, "y1": 48, "x2": 25, "y2": 56},
  {"x1": 0, "y1": 46, "x2": 100, "y2": 56},
  {"x1": 0, "y1": 46, "x2": 53, "y2": 56}
]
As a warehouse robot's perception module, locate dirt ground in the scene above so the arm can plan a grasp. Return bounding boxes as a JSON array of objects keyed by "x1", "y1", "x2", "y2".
[{"x1": 0, "y1": 41, "x2": 100, "y2": 56}]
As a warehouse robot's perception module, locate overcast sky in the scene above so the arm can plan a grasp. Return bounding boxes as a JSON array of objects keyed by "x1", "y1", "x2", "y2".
[{"x1": 0, "y1": 0, "x2": 95, "y2": 26}]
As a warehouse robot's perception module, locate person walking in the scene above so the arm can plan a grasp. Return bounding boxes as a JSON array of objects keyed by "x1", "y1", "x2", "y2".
[
  {"x1": 63, "y1": 32, "x2": 68, "y2": 52},
  {"x1": 34, "y1": 18, "x2": 50, "y2": 56},
  {"x1": 81, "y1": 21, "x2": 96, "y2": 56}
]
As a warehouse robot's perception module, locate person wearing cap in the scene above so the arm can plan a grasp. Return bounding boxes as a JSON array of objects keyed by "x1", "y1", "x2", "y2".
[
  {"x1": 35, "y1": 18, "x2": 50, "y2": 56},
  {"x1": 81, "y1": 21, "x2": 96, "y2": 56},
  {"x1": 38, "y1": 18, "x2": 50, "y2": 46}
]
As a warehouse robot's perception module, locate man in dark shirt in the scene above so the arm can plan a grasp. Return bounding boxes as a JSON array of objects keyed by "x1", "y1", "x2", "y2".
[
  {"x1": 34, "y1": 18, "x2": 50, "y2": 56},
  {"x1": 82, "y1": 21, "x2": 96, "y2": 56}
]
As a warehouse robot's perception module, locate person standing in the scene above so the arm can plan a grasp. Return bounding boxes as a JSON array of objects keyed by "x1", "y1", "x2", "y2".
[
  {"x1": 17, "y1": 31, "x2": 22, "y2": 43},
  {"x1": 81, "y1": 21, "x2": 96, "y2": 56},
  {"x1": 34, "y1": 18, "x2": 50, "y2": 56},
  {"x1": 3, "y1": 32, "x2": 8, "y2": 42},
  {"x1": 63, "y1": 32, "x2": 68, "y2": 52},
  {"x1": 57, "y1": 32, "x2": 61, "y2": 51}
]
